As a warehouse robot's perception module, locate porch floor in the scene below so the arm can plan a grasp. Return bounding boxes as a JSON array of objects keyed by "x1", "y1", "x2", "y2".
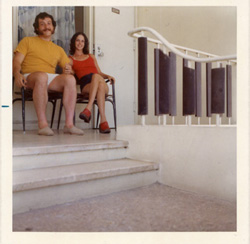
[{"x1": 13, "y1": 128, "x2": 117, "y2": 149}]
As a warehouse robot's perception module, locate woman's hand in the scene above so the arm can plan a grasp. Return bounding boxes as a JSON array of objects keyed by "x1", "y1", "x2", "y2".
[
  {"x1": 64, "y1": 63, "x2": 73, "y2": 75},
  {"x1": 107, "y1": 75, "x2": 115, "y2": 84}
]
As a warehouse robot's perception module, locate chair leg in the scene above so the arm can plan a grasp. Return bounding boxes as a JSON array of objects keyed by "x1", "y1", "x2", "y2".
[
  {"x1": 21, "y1": 88, "x2": 25, "y2": 132},
  {"x1": 57, "y1": 99, "x2": 63, "y2": 130},
  {"x1": 113, "y1": 102, "x2": 117, "y2": 131},
  {"x1": 50, "y1": 100, "x2": 57, "y2": 128},
  {"x1": 96, "y1": 109, "x2": 100, "y2": 129},
  {"x1": 111, "y1": 83, "x2": 117, "y2": 131}
]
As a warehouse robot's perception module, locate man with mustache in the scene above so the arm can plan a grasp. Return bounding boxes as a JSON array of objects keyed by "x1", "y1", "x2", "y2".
[{"x1": 13, "y1": 12, "x2": 83, "y2": 136}]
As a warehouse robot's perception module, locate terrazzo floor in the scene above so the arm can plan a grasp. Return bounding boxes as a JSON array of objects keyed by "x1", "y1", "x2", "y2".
[
  {"x1": 13, "y1": 183, "x2": 236, "y2": 232},
  {"x1": 13, "y1": 128, "x2": 117, "y2": 148}
]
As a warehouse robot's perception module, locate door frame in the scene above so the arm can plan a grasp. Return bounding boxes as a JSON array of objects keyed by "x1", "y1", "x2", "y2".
[
  {"x1": 83, "y1": 7, "x2": 94, "y2": 54},
  {"x1": 87, "y1": 6, "x2": 138, "y2": 125}
]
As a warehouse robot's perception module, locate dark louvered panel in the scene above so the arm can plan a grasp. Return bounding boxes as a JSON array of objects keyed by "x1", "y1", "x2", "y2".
[
  {"x1": 159, "y1": 49, "x2": 170, "y2": 115},
  {"x1": 183, "y1": 59, "x2": 195, "y2": 115},
  {"x1": 169, "y1": 52, "x2": 177, "y2": 116},
  {"x1": 155, "y1": 48, "x2": 171, "y2": 115},
  {"x1": 195, "y1": 62, "x2": 202, "y2": 117},
  {"x1": 211, "y1": 68, "x2": 225, "y2": 114},
  {"x1": 154, "y1": 48, "x2": 160, "y2": 115},
  {"x1": 226, "y1": 65, "x2": 232, "y2": 117},
  {"x1": 206, "y1": 63, "x2": 212, "y2": 117},
  {"x1": 138, "y1": 37, "x2": 148, "y2": 115}
]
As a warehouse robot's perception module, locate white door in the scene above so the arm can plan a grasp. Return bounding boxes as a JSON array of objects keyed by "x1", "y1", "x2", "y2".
[{"x1": 93, "y1": 6, "x2": 135, "y2": 127}]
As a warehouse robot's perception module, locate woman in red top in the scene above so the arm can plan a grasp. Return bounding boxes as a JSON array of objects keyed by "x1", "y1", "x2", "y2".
[{"x1": 69, "y1": 32, "x2": 115, "y2": 133}]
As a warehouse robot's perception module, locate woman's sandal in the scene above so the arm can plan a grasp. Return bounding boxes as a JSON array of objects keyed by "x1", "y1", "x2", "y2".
[
  {"x1": 99, "y1": 121, "x2": 111, "y2": 134},
  {"x1": 79, "y1": 108, "x2": 91, "y2": 123}
]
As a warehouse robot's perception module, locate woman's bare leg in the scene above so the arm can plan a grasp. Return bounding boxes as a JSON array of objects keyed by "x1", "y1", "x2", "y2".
[
  {"x1": 82, "y1": 74, "x2": 109, "y2": 122},
  {"x1": 96, "y1": 81, "x2": 109, "y2": 123}
]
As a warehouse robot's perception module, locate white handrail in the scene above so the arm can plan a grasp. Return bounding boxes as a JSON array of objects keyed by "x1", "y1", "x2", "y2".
[{"x1": 128, "y1": 27, "x2": 237, "y2": 63}]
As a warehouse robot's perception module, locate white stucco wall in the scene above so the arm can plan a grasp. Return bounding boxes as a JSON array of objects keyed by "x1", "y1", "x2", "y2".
[{"x1": 117, "y1": 125, "x2": 236, "y2": 202}]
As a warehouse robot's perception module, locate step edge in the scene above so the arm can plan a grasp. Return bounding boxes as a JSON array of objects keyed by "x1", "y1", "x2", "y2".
[
  {"x1": 13, "y1": 140, "x2": 129, "y2": 156},
  {"x1": 13, "y1": 150, "x2": 128, "y2": 172},
  {"x1": 13, "y1": 163, "x2": 159, "y2": 192}
]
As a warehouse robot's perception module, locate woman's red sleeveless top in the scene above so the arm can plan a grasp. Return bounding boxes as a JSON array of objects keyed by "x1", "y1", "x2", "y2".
[{"x1": 70, "y1": 55, "x2": 98, "y2": 79}]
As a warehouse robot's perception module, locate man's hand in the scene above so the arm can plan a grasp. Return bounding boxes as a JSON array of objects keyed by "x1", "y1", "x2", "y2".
[
  {"x1": 14, "y1": 73, "x2": 27, "y2": 88},
  {"x1": 13, "y1": 52, "x2": 26, "y2": 87}
]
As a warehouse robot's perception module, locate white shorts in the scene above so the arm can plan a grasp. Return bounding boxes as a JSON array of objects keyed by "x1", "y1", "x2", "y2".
[{"x1": 23, "y1": 73, "x2": 59, "y2": 86}]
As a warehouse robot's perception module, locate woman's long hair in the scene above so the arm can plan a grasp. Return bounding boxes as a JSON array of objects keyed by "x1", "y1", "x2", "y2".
[{"x1": 69, "y1": 32, "x2": 89, "y2": 55}]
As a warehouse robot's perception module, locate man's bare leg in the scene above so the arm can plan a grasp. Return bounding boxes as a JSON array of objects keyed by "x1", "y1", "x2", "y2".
[
  {"x1": 49, "y1": 74, "x2": 83, "y2": 135},
  {"x1": 26, "y1": 72, "x2": 50, "y2": 127}
]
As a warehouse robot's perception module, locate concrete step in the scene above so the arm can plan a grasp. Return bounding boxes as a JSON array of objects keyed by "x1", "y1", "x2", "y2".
[
  {"x1": 13, "y1": 158, "x2": 159, "y2": 214},
  {"x1": 13, "y1": 140, "x2": 129, "y2": 171}
]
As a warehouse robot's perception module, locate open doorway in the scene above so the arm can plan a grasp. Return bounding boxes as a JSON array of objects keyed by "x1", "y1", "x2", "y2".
[{"x1": 75, "y1": 7, "x2": 84, "y2": 33}]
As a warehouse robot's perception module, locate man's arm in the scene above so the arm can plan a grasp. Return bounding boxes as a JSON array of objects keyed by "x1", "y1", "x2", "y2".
[{"x1": 13, "y1": 52, "x2": 27, "y2": 88}]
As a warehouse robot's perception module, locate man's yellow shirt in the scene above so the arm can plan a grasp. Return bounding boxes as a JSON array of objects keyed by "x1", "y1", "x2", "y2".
[{"x1": 14, "y1": 36, "x2": 70, "y2": 74}]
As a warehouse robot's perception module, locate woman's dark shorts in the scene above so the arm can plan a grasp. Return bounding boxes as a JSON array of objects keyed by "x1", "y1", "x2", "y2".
[{"x1": 78, "y1": 73, "x2": 94, "y2": 91}]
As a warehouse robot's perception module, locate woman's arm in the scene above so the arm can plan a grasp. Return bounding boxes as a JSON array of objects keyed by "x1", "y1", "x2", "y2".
[{"x1": 91, "y1": 54, "x2": 116, "y2": 83}]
